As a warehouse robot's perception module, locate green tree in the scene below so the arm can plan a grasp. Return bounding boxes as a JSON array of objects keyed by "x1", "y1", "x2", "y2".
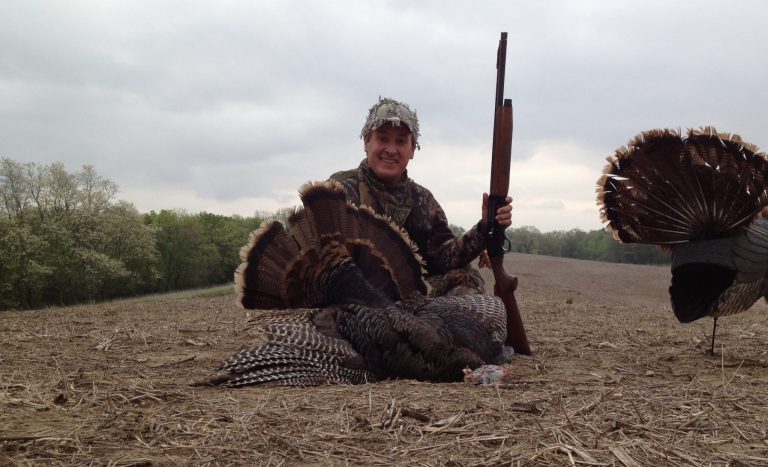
[
  {"x1": 504, "y1": 224, "x2": 669, "y2": 265},
  {"x1": 96, "y1": 201, "x2": 160, "y2": 297},
  {"x1": 145, "y1": 210, "x2": 217, "y2": 291},
  {"x1": 0, "y1": 159, "x2": 160, "y2": 309},
  {"x1": 0, "y1": 219, "x2": 52, "y2": 308},
  {"x1": 508, "y1": 225, "x2": 540, "y2": 253}
]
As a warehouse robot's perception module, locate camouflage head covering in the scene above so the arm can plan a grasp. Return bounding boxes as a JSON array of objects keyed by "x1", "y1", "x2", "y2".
[{"x1": 360, "y1": 97, "x2": 420, "y2": 148}]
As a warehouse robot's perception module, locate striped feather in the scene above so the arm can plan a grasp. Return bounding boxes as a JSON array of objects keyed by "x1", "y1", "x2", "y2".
[{"x1": 218, "y1": 365, "x2": 372, "y2": 387}]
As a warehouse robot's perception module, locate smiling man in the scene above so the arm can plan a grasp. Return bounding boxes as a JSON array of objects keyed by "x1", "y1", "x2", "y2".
[{"x1": 329, "y1": 97, "x2": 513, "y2": 297}]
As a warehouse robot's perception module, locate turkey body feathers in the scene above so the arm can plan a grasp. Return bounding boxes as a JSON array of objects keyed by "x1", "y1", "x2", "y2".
[
  {"x1": 597, "y1": 127, "x2": 768, "y2": 323},
  {"x1": 214, "y1": 180, "x2": 509, "y2": 387},
  {"x1": 334, "y1": 295, "x2": 506, "y2": 383}
]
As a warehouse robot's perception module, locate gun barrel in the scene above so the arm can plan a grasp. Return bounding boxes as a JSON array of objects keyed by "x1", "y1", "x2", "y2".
[{"x1": 495, "y1": 33, "x2": 507, "y2": 107}]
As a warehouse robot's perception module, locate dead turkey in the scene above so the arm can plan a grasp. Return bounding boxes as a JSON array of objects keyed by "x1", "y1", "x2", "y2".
[
  {"x1": 208, "y1": 180, "x2": 511, "y2": 387},
  {"x1": 596, "y1": 127, "x2": 768, "y2": 351}
]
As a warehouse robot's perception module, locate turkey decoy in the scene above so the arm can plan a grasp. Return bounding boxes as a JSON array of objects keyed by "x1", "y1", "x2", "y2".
[
  {"x1": 597, "y1": 127, "x2": 768, "y2": 354},
  {"x1": 207, "y1": 180, "x2": 512, "y2": 387}
]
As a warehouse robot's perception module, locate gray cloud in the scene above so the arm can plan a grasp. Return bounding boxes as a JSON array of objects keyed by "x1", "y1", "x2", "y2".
[{"x1": 2, "y1": 0, "x2": 767, "y2": 231}]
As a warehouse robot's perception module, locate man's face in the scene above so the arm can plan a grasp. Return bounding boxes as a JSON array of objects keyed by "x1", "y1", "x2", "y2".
[{"x1": 364, "y1": 124, "x2": 416, "y2": 183}]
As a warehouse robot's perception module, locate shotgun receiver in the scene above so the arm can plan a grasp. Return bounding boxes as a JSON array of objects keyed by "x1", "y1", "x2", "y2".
[{"x1": 486, "y1": 32, "x2": 532, "y2": 355}]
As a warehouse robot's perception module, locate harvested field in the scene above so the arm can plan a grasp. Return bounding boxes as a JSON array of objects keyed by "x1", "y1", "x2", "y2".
[{"x1": 2, "y1": 252, "x2": 768, "y2": 466}]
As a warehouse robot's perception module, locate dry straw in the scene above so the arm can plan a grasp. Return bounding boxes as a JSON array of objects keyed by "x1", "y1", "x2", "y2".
[{"x1": 2, "y1": 255, "x2": 768, "y2": 465}]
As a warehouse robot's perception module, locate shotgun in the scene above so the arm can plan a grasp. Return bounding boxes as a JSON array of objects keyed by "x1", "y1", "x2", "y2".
[{"x1": 486, "y1": 32, "x2": 532, "y2": 355}]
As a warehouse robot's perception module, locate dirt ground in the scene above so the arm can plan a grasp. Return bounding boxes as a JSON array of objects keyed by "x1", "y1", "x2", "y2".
[{"x1": 2, "y1": 252, "x2": 768, "y2": 466}]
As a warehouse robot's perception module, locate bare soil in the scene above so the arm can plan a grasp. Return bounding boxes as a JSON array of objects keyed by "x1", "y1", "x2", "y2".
[{"x1": 2, "y1": 253, "x2": 768, "y2": 466}]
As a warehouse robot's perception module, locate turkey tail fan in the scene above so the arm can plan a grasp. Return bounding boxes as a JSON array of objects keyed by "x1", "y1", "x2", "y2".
[
  {"x1": 596, "y1": 127, "x2": 768, "y2": 330},
  {"x1": 299, "y1": 180, "x2": 426, "y2": 299},
  {"x1": 235, "y1": 220, "x2": 300, "y2": 309},
  {"x1": 354, "y1": 205, "x2": 427, "y2": 298},
  {"x1": 285, "y1": 206, "x2": 317, "y2": 253},
  {"x1": 342, "y1": 200, "x2": 361, "y2": 241},
  {"x1": 597, "y1": 127, "x2": 768, "y2": 244},
  {"x1": 298, "y1": 180, "x2": 349, "y2": 244},
  {"x1": 235, "y1": 213, "x2": 335, "y2": 310},
  {"x1": 236, "y1": 180, "x2": 426, "y2": 311}
]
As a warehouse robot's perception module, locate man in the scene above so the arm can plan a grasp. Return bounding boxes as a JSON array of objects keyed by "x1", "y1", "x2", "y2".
[{"x1": 330, "y1": 97, "x2": 513, "y2": 296}]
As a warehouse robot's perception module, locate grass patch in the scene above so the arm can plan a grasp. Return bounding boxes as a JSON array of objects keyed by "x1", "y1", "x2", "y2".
[{"x1": 188, "y1": 285, "x2": 234, "y2": 299}]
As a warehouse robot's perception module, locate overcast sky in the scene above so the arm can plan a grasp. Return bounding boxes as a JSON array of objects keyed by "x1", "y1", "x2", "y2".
[{"x1": 2, "y1": 1, "x2": 766, "y2": 232}]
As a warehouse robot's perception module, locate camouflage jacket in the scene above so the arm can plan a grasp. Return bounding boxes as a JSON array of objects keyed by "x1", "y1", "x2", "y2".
[{"x1": 329, "y1": 159, "x2": 487, "y2": 276}]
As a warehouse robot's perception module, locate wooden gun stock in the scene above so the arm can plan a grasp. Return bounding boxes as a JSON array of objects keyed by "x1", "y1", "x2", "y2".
[
  {"x1": 490, "y1": 257, "x2": 530, "y2": 355},
  {"x1": 487, "y1": 32, "x2": 531, "y2": 356}
]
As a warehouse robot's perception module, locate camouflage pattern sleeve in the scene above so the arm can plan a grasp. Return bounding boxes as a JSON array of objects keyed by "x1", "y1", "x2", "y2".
[
  {"x1": 420, "y1": 191, "x2": 487, "y2": 275},
  {"x1": 328, "y1": 168, "x2": 361, "y2": 205}
]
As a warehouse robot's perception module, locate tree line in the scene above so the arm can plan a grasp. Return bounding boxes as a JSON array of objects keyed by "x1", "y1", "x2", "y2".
[
  {"x1": 505, "y1": 225, "x2": 669, "y2": 265},
  {"x1": 1, "y1": 158, "x2": 667, "y2": 311},
  {"x1": 0, "y1": 158, "x2": 266, "y2": 310}
]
